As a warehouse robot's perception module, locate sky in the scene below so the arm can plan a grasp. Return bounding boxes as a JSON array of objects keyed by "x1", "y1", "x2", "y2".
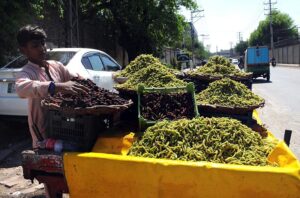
[{"x1": 180, "y1": 0, "x2": 300, "y2": 52}]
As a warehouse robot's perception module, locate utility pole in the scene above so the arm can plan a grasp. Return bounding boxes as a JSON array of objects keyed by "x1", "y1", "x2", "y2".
[
  {"x1": 264, "y1": 0, "x2": 277, "y2": 59},
  {"x1": 190, "y1": 9, "x2": 204, "y2": 67},
  {"x1": 63, "y1": 0, "x2": 79, "y2": 47},
  {"x1": 237, "y1": 32, "x2": 243, "y2": 42}
]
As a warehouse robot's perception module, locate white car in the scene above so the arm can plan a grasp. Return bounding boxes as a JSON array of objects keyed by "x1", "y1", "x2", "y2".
[
  {"x1": 231, "y1": 58, "x2": 240, "y2": 70},
  {"x1": 0, "y1": 48, "x2": 122, "y2": 116},
  {"x1": 231, "y1": 59, "x2": 238, "y2": 65}
]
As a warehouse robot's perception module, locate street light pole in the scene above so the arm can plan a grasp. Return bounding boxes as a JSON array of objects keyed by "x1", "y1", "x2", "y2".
[{"x1": 190, "y1": 11, "x2": 194, "y2": 68}]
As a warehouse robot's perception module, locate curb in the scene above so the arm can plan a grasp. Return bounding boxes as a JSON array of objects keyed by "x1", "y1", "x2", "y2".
[{"x1": 277, "y1": 64, "x2": 300, "y2": 68}]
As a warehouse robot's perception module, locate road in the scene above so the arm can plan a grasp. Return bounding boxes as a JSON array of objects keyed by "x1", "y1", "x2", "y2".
[{"x1": 252, "y1": 65, "x2": 300, "y2": 160}]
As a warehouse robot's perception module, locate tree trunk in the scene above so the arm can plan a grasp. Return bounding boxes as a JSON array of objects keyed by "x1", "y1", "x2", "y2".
[{"x1": 127, "y1": 47, "x2": 140, "y2": 62}]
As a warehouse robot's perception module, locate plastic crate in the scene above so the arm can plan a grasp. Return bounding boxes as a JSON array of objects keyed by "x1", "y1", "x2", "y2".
[
  {"x1": 137, "y1": 83, "x2": 199, "y2": 131},
  {"x1": 46, "y1": 110, "x2": 106, "y2": 151}
]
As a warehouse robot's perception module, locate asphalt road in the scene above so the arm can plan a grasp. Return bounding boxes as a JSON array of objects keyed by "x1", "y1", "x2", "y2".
[{"x1": 252, "y1": 65, "x2": 300, "y2": 160}]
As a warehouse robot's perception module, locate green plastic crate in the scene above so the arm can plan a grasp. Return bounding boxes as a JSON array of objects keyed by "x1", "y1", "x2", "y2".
[{"x1": 137, "y1": 83, "x2": 199, "y2": 131}]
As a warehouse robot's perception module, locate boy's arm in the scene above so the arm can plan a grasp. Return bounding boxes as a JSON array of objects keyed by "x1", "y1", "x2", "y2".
[
  {"x1": 16, "y1": 70, "x2": 88, "y2": 98},
  {"x1": 16, "y1": 71, "x2": 50, "y2": 98}
]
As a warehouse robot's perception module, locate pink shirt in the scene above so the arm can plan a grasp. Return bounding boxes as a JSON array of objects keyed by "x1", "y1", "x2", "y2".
[{"x1": 16, "y1": 60, "x2": 76, "y2": 148}]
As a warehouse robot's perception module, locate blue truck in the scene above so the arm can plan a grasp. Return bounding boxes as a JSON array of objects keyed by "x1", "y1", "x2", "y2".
[{"x1": 245, "y1": 46, "x2": 270, "y2": 81}]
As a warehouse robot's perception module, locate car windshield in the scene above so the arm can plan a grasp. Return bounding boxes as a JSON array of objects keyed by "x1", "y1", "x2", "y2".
[
  {"x1": 2, "y1": 56, "x2": 28, "y2": 69},
  {"x1": 46, "y1": 51, "x2": 76, "y2": 66},
  {"x1": 3, "y1": 51, "x2": 76, "y2": 69}
]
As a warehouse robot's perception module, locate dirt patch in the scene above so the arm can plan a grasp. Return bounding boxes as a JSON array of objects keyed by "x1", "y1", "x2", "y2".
[{"x1": 0, "y1": 116, "x2": 46, "y2": 197}]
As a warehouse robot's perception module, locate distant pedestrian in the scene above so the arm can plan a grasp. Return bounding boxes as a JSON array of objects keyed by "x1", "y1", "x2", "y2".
[{"x1": 238, "y1": 56, "x2": 244, "y2": 69}]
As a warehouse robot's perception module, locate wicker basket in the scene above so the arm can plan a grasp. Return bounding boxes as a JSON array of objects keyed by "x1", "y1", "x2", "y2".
[
  {"x1": 197, "y1": 102, "x2": 264, "y2": 115},
  {"x1": 185, "y1": 73, "x2": 222, "y2": 81},
  {"x1": 41, "y1": 100, "x2": 133, "y2": 116},
  {"x1": 197, "y1": 102, "x2": 265, "y2": 126},
  {"x1": 185, "y1": 71, "x2": 253, "y2": 81},
  {"x1": 182, "y1": 73, "x2": 253, "y2": 92}
]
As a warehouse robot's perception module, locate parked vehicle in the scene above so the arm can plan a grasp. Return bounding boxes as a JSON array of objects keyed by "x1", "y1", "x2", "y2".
[
  {"x1": 0, "y1": 48, "x2": 122, "y2": 116},
  {"x1": 244, "y1": 46, "x2": 270, "y2": 81},
  {"x1": 231, "y1": 58, "x2": 238, "y2": 65},
  {"x1": 231, "y1": 58, "x2": 240, "y2": 70}
]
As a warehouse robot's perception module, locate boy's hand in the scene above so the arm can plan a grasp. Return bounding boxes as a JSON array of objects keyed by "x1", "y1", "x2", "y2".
[{"x1": 56, "y1": 81, "x2": 89, "y2": 95}]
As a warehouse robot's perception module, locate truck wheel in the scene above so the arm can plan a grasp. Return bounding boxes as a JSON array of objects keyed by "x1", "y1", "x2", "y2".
[{"x1": 267, "y1": 74, "x2": 270, "y2": 82}]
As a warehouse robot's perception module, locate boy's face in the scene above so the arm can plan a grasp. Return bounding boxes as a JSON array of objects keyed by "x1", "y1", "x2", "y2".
[{"x1": 20, "y1": 39, "x2": 47, "y2": 65}]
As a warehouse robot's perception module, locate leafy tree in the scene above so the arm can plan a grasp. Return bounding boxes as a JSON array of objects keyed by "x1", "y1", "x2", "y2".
[
  {"x1": 193, "y1": 40, "x2": 209, "y2": 59},
  {"x1": 174, "y1": 24, "x2": 210, "y2": 59},
  {"x1": 29, "y1": 0, "x2": 64, "y2": 19},
  {"x1": 80, "y1": 0, "x2": 197, "y2": 61},
  {"x1": 0, "y1": 1, "x2": 33, "y2": 65},
  {"x1": 249, "y1": 10, "x2": 298, "y2": 46},
  {"x1": 234, "y1": 40, "x2": 248, "y2": 56},
  {"x1": 0, "y1": 0, "x2": 61, "y2": 65},
  {"x1": 1, "y1": 0, "x2": 198, "y2": 64}
]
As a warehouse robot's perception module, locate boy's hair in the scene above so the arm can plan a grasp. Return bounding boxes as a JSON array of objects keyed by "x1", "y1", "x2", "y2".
[{"x1": 17, "y1": 25, "x2": 47, "y2": 47}]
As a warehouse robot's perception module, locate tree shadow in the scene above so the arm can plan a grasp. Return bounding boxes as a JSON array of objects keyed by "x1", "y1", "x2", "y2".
[
  {"x1": 0, "y1": 116, "x2": 30, "y2": 149},
  {"x1": 0, "y1": 116, "x2": 31, "y2": 168},
  {"x1": 0, "y1": 141, "x2": 31, "y2": 168}
]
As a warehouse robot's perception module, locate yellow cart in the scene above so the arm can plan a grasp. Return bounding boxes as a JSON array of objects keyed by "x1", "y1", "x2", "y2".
[{"x1": 63, "y1": 112, "x2": 300, "y2": 198}]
